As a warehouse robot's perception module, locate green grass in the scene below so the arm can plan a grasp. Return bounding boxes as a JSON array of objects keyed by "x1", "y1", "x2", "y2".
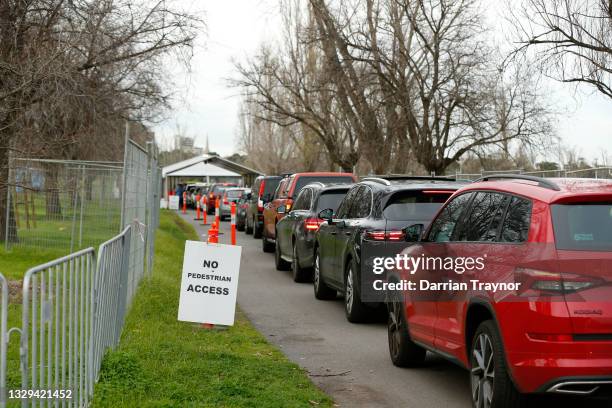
[
  {"x1": 92, "y1": 210, "x2": 333, "y2": 407},
  {"x1": 0, "y1": 245, "x2": 68, "y2": 280}
]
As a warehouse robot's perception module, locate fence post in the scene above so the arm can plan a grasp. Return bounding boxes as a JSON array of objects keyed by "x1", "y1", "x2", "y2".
[
  {"x1": 120, "y1": 121, "x2": 130, "y2": 231},
  {"x1": 0, "y1": 274, "x2": 7, "y2": 408},
  {"x1": 78, "y1": 165, "x2": 86, "y2": 248},
  {"x1": 4, "y1": 165, "x2": 11, "y2": 251}
]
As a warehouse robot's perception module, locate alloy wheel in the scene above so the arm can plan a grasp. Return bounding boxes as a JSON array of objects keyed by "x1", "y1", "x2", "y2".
[
  {"x1": 345, "y1": 267, "x2": 354, "y2": 314},
  {"x1": 388, "y1": 301, "x2": 403, "y2": 359},
  {"x1": 471, "y1": 333, "x2": 495, "y2": 408},
  {"x1": 314, "y1": 253, "x2": 320, "y2": 290}
]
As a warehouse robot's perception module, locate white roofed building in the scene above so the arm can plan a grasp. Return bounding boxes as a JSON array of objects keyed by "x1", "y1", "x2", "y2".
[{"x1": 162, "y1": 154, "x2": 262, "y2": 197}]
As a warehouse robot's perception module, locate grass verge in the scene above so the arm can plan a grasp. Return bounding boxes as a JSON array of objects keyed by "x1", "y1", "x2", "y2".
[{"x1": 93, "y1": 210, "x2": 333, "y2": 407}]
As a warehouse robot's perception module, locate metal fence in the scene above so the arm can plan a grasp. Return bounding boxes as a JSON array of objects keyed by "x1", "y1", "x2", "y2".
[
  {"x1": 6, "y1": 225, "x2": 133, "y2": 408},
  {"x1": 4, "y1": 160, "x2": 123, "y2": 252},
  {"x1": 0, "y1": 136, "x2": 161, "y2": 407},
  {"x1": 451, "y1": 166, "x2": 612, "y2": 180}
]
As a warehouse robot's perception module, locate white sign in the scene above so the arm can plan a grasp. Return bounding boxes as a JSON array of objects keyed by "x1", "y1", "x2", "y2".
[
  {"x1": 160, "y1": 198, "x2": 168, "y2": 209},
  {"x1": 178, "y1": 241, "x2": 242, "y2": 326},
  {"x1": 169, "y1": 195, "x2": 180, "y2": 210}
]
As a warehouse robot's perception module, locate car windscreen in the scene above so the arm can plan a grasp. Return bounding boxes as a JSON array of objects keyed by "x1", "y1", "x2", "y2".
[
  {"x1": 294, "y1": 176, "x2": 353, "y2": 196},
  {"x1": 316, "y1": 190, "x2": 349, "y2": 212},
  {"x1": 551, "y1": 203, "x2": 612, "y2": 251},
  {"x1": 226, "y1": 190, "x2": 243, "y2": 199},
  {"x1": 383, "y1": 191, "x2": 451, "y2": 221}
]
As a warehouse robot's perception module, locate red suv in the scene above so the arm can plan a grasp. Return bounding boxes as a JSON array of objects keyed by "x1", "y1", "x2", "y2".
[
  {"x1": 262, "y1": 172, "x2": 357, "y2": 252},
  {"x1": 387, "y1": 175, "x2": 612, "y2": 407}
]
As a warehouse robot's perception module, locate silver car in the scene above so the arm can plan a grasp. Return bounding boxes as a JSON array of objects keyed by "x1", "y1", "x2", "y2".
[{"x1": 220, "y1": 187, "x2": 249, "y2": 220}]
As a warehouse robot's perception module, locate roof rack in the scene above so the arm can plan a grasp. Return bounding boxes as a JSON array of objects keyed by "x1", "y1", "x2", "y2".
[
  {"x1": 361, "y1": 177, "x2": 391, "y2": 186},
  {"x1": 475, "y1": 174, "x2": 561, "y2": 191},
  {"x1": 367, "y1": 174, "x2": 458, "y2": 182}
]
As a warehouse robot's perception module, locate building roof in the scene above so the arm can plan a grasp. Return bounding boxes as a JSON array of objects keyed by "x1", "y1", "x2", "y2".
[{"x1": 162, "y1": 154, "x2": 262, "y2": 178}]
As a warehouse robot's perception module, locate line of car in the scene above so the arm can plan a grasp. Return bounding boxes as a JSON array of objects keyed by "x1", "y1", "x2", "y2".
[{"x1": 219, "y1": 172, "x2": 612, "y2": 408}]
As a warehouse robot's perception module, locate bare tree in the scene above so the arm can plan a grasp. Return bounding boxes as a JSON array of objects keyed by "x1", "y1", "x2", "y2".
[
  {"x1": 510, "y1": 0, "x2": 612, "y2": 99},
  {"x1": 0, "y1": 0, "x2": 203, "y2": 240}
]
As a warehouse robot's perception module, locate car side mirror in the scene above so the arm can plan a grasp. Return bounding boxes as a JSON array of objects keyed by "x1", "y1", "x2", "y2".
[
  {"x1": 318, "y1": 208, "x2": 334, "y2": 224},
  {"x1": 405, "y1": 224, "x2": 424, "y2": 242}
]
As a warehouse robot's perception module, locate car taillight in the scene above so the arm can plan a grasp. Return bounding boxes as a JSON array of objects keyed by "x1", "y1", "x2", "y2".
[
  {"x1": 386, "y1": 230, "x2": 405, "y2": 241},
  {"x1": 515, "y1": 267, "x2": 600, "y2": 294},
  {"x1": 365, "y1": 230, "x2": 405, "y2": 241},
  {"x1": 304, "y1": 218, "x2": 323, "y2": 231}
]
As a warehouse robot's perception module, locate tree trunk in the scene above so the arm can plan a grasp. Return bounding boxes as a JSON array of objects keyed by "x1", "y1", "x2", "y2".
[
  {"x1": 45, "y1": 169, "x2": 63, "y2": 218},
  {"x1": 0, "y1": 142, "x2": 17, "y2": 243}
]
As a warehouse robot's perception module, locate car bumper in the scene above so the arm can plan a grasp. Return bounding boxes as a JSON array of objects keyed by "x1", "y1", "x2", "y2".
[{"x1": 508, "y1": 343, "x2": 612, "y2": 394}]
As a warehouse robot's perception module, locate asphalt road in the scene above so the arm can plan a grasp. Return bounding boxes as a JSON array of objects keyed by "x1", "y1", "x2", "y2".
[{"x1": 179, "y1": 211, "x2": 609, "y2": 408}]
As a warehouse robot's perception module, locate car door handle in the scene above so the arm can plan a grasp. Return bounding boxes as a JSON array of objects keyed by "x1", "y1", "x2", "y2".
[
  {"x1": 344, "y1": 231, "x2": 351, "y2": 236},
  {"x1": 330, "y1": 231, "x2": 337, "y2": 235}
]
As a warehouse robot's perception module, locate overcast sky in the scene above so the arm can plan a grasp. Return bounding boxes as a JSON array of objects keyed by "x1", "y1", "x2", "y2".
[{"x1": 152, "y1": 0, "x2": 611, "y2": 164}]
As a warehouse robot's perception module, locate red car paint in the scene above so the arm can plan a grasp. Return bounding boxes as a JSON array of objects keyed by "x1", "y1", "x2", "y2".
[{"x1": 397, "y1": 178, "x2": 612, "y2": 395}]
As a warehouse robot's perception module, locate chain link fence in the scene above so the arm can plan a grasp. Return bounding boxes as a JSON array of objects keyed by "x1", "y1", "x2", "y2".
[
  {"x1": 0, "y1": 136, "x2": 161, "y2": 407},
  {"x1": 4, "y1": 160, "x2": 123, "y2": 252}
]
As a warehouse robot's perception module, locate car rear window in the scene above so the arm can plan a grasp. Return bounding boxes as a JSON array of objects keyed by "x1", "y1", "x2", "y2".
[
  {"x1": 316, "y1": 190, "x2": 349, "y2": 212},
  {"x1": 294, "y1": 176, "x2": 354, "y2": 196},
  {"x1": 383, "y1": 191, "x2": 451, "y2": 221},
  {"x1": 226, "y1": 190, "x2": 243, "y2": 199},
  {"x1": 263, "y1": 178, "x2": 281, "y2": 197},
  {"x1": 552, "y1": 203, "x2": 612, "y2": 251}
]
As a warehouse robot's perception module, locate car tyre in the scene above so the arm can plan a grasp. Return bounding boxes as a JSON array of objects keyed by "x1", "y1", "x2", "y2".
[
  {"x1": 262, "y1": 231, "x2": 275, "y2": 253},
  {"x1": 253, "y1": 217, "x2": 262, "y2": 238},
  {"x1": 292, "y1": 241, "x2": 311, "y2": 283},
  {"x1": 387, "y1": 297, "x2": 426, "y2": 367},
  {"x1": 344, "y1": 259, "x2": 371, "y2": 323},
  {"x1": 275, "y1": 234, "x2": 291, "y2": 271},
  {"x1": 470, "y1": 320, "x2": 526, "y2": 408},
  {"x1": 313, "y1": 248, "x2": 336, "y2": 300},
  {"x1": 245, "y1": 216, "x2": 253, "y2": 234}
]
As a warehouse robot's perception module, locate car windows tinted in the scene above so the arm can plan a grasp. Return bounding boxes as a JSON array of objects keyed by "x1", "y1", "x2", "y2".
[
  {"x1": 348, "y1": 186, "x2": 372, "y2": 218},
  {"x1": 427, "y1": 193, "x2": 473, "y2": 242},
  {"x1": 458, "y1": 192, "x2": 508, "y2": 242},
  {"x1": 263, "y1": 178, "x2": 281, "y2": 198},
  {"x1": 383, "y1": 191, "x2": 450, "y2": 221},
  {"x1": 499, "y1": 196, "x2": 531, "y2": 243},
  {"x1": 293, "y1": 176, "x2": 354, "y2": 196},
  {"x1": 336, "y1": 186, "x2": 360, "y2": 218},
  {"x1": 316, "y1": 191, "x2": 348, "y2": 212},
  {"x1": 293, "y1": 189, "x2": 311, "y2": 211},
  {"x1": 551, "y1": 203, "x2": 612, "y2": 251}
]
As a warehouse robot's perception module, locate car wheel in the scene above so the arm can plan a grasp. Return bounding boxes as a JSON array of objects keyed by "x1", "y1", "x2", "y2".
[
  {"x1": 262, "y1": 230, "x2": 275, "y2": 253},
  {"x1": 275, "y1": 234, "x2": 291, "y2": 271},
  {"x1": 292, "y1": 241, "x2": 311, "y2": 283},
  {"x1": 253, "y1": 217, "x2": 262, "y2": 238},
  {"x1": 313, "y1": 248, "x2": 336, "y2": 300},
  {"x1": 387, "y1": 297, "x2": 426, "y2": 367},
  {"x1": 245, "y1": 216, "x2": 253, "y2": 234},
  {"x1": 470, "y1": 321, "x2": 525, "y2": 408},
  {"x1": 237, "y1": 221, "x2": 245, "y2": 232},
  {"x1": 344, "y1": 259, "x2": 370, "y2": 323}
]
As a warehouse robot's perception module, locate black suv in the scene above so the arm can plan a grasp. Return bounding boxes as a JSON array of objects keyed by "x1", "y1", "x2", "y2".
[
  {"x1": 246, "y1": 175, "x2": 282, "y2": 238},
  {"x1": 313, "y1": 176, "x2": 466, "y2": 323},
  {"x1": 275, "y1": 183, "x2": 351, "y2": 282}
]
